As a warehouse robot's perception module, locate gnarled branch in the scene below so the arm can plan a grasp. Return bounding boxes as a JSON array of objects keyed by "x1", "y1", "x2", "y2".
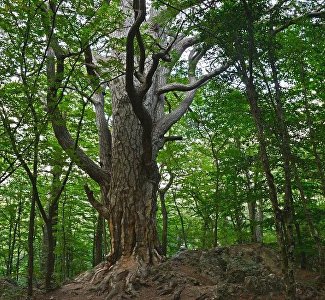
[
  {"x1": 84, "y1": 45, "x2": 112, "y2": 174},
  {"x1": 156, "y1": 45, "x2": 230, "y2": 136},
  {"x1": 158, "y1": 62, "x2": 231, "y2": 95},
  {"x1": 84, "y1": 185, "x2": 110, "y2": 220},
  {"x1": 43, "y1": 3, "x2": 108, "y2": 185}
]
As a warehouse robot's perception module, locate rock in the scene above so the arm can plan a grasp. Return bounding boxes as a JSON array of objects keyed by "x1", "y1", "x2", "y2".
[{"x1": 37, "y1": 244, "x2": 325, "y2": 300}]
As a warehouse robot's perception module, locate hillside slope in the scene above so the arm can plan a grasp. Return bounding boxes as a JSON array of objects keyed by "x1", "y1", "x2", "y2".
[{"x1": 35, "y1": 244, "x2": 325, "y2": 299}]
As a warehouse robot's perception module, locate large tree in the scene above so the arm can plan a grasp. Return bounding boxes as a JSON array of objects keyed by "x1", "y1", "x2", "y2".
[{"x1": 41, "y1": 0, "x2": 229, "y2": 286}]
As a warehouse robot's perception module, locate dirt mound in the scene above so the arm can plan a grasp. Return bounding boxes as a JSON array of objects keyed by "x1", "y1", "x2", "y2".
[
  {"x1": 0, "y1": 279, "x2": 25, "y2": 300},
  {"x1": 40, "y1": 244, "x2": 324, "y2": 300}
]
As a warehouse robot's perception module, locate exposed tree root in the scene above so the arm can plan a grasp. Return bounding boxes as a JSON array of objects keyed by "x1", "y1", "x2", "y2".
[{"x1": 40, "y1": 244, "x2": 325, "y2": 300}]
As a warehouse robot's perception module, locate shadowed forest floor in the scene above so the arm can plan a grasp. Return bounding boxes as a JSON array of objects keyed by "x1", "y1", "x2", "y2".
[{"x1": 2, "y1": 244, "x2": 324, "y2": 300}]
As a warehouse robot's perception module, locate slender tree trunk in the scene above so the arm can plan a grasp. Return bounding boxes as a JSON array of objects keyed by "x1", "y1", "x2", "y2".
[
  {"x1": 294, "y1": 222, "x2": 307, "y2": 269},
  {"x1": 15, "y1": 214, "x2": 22, "y2": 281},
  {"x1": 173, "y1": 192, "x2": 188, "y2": 249},
  {"x1": 267, "y1": 49, "x2": 297, "y2": 299},
  {"x1": 233, "y1": 211, "x2": 244, "y2": 244},
  {"x1": 237, "y1": 2, "x2": 296, "y2": 295},
  {"x1": 9, "y1": 197, "x2": 22, "y2": 276},
  {"x1": 159, "y1": 190, "x2": 168, "y2": 256},
  {"x1": 94, "y1": 214, "x2": 104, "y2": 266},
  {"x1": 158, "y1": 170, "x2": 173, "y2": 256},
  {"x1": 245, "y1": 170, "x2": 258, "y2": 242},
  {"x1": 292, "y1": 166, "x2": 324, "y2": 277},
  {"x1": 247, "y1": 200, "x2": 257, "y2": 242},
  {"x1": 43, "y1": 202, "x2": 59, "y2": 290},
  {"x1": 6, "y1": 210, "x2": 13, "y2": 276},
  {"x1": 43, "y1": 155, "x2": 67, "y2": 290},
  {"x1": 245, "y1": 81, "x2": 295, "y2": 299},
  {"x1": 255, "y1": 198, "x2": 263, "y2": 243},
  {"x1": 27, "y1": 186, "x2": 37, "y2": 298},
  {"x1": 213, "y1": 208, "x2": 219, "y2": 247},
  {"x1": 66, "y1": 206, "x2": 73, "y2": 278},
  {"x1": 15, "y1": 233, "x2": 21, "y2": 281},
  {"x1": 103, "y1": 220, "x2": 109, "y2": 257},
  {"x1": 6, "y1": 197, "x2": 22, "y2": 277},
  {"x1": 213, "y1": 156, "x2": 220, "y2": 247},
  {"x1": 300, "y1": 63, "x2": 325, "y2": 197}
]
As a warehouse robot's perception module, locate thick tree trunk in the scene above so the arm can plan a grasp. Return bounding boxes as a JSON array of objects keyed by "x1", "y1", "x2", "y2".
[
  {"x1": 44, "y1": 2, "x2": 228, "y2": 296},
  {"x1": 106, "y1": 78, "x2": 161, "y2": 265}
]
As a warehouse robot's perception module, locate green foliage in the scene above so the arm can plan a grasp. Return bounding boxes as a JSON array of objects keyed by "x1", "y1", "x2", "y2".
[{"x1": 0, "y1": 0, "x2": 324, "y2": 291}]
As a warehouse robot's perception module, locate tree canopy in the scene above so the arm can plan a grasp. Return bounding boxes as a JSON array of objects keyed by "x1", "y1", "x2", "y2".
[{"x1": 0, "y1": 0, "x2": 324, "y2": 299}]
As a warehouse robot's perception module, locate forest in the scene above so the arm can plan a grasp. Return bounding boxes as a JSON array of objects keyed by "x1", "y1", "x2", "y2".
[{"x1": 0, "y1": 0, "x2": 324, "y2": 299}]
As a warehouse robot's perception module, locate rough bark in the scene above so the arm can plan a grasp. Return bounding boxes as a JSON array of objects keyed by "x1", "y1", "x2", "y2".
[
  {"x1": 43, "y1": 1, "x2": 228, "y2": 294},
  {"x1": 107, "y1": 77, "x2": 162, "y2": 264}
]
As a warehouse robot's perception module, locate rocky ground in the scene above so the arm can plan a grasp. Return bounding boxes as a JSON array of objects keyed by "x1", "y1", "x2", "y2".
[{"x1": 1, "y1": 244, "x2": 324, "y2": 299}]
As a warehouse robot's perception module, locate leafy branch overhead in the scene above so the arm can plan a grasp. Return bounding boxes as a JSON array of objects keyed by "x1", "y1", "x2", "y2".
[{"x1": 0, "y1": 0, "x2": 324, "y2": 299}]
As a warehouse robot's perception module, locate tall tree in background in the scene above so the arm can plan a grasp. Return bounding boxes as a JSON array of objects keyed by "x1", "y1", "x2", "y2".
[{"x1": 198, "y1": 0, "x2": 324, "y2": 298}]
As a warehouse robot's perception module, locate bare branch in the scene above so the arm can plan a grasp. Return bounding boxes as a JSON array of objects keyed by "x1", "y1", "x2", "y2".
[
  {"x1": 159, "y1": 172, "x2": 174, "y2": 194},
  {"x1": 156, "y1": 89, "x2": 196, "y2": 136},
  {"x1": 157, "y1": 62, "x2": 231, "y2": 95},
  {"x1": 156, "y1": 43, "x2": 230, "y2": 136},
  {"x1": 273, "y1": 10, "x2": 325, "y2": 34},
  {"x1": 125, "y1": 0, "x2": 146, "y2": 100},
  {"x1": 125, "y1": 0, "x2": 154, "y2": 137},
  {"x1": 43, "y1": 3, "x2": 108, "y2": 185},
  {"x1": 163, "y1": 135, "x2": 183, "y2": 143},
  {"x1": 267, "y1": 0, "x2": 290, "y2": 13},
  {"x1": 136, "y1": 31, "x2": 146, "y2": 74},
  {"x1": 84, "y1": 185, "x2": 110, "y2": 220},
  {"x1": 84, "y1": 45, "x2": 112, "y2": 173}
]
